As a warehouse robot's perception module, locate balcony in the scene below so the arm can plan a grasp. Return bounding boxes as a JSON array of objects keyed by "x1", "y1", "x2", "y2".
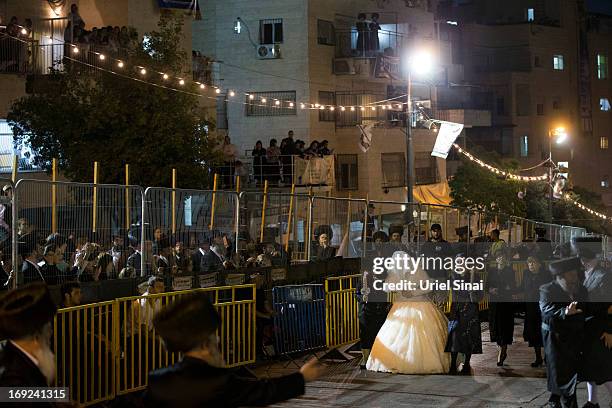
[{"x1": 433, "y1": 109, "x2": 492, "y2": 128}]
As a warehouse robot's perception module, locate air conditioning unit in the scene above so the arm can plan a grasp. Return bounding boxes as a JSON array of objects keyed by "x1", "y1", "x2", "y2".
[
  {"x1": 257, "y1": 44, "x2": 281, "y2": 59},
  {"x1": 333, "y1": 58, "x2": 356, "y2": 75}
]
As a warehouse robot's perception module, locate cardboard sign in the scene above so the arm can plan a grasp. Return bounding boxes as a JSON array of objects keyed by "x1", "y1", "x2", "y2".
[
  {"x1": 172, "y1": 276, "x2": 193, "y2": 291},
  {"x1": 271, "y1": 268, "x2": 287, "y2": 281},
  {"x1": 199, "y1": 273, "x2": 218, "y2": 288}
]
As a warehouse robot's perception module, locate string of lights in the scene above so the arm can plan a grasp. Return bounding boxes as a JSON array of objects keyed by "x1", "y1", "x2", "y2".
[{"x1": 563, "y1": 194, "x2": 610, "y2": 221}]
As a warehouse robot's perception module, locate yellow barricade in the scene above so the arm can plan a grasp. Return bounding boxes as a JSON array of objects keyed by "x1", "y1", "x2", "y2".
[
  {"x1": 324, "y1": 275, "x2": 360, "y2": 348},
  {"x1": 53, "y1": 284, "x2": 255, "y2": 406}
]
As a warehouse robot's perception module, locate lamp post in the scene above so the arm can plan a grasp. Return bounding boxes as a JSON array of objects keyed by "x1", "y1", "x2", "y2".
[
  {"x1": 548, "y1": 126, "x2": 568, "y2": 223},
  {"x1": 403, "y1": 49, "x2": 434, "y2": 205}
]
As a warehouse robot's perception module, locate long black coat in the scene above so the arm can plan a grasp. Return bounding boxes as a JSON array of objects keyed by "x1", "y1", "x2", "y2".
[
  {"x1": 523, "y1": 267, "x2": 550, "y2": 347},
  {"x1": 0, "y1": 341, "x2": 53, "y2": 408},
  {"x1": 144, "y1": 356, "x2": 305, "y2": 407},
  {"x1": 445, "y1": 271, "x2": 483, "y2": 354},
  {"x1": 540, "y1": 281, "x2": 588, "y2": 396},
  {"x1": 488, "y1": 265, "x2": 516, "y2": 345},
  {"x1": 580, "y1": 265, "x2": 612, "y2": 384}
]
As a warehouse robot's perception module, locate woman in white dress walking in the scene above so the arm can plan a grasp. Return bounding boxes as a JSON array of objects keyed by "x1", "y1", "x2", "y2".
[{"x1": 366, "y1": 251, "x2": 450, "y2": 374}]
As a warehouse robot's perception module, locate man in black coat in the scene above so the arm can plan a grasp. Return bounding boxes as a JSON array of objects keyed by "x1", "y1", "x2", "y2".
[
  {"x1": 0, "y1": 283, "x2": 58, "y2": 406},
  {"x1": 571, "y1": 237, "x2": 612, "y2": 407},
  {"x1": 540, "y1": 257, "x2": 589, "y2": 408},
  {"x1": 421, "y1": 223, "x2": 453, "y2": 279},
  {"x1": 144, "y1": 292, "x2": 323, "y2": 407}
]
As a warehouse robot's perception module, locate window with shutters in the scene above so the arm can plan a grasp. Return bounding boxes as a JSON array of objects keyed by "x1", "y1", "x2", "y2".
[
  {"x1": 336, "y1": 154, "x2": 358, "y2": 190},
  {"x1": 381, "y1": 153, "x2": 406, "y2": 188},
  {"x1": 260, "y1": 19, "x2": 283, "y2": 44}
]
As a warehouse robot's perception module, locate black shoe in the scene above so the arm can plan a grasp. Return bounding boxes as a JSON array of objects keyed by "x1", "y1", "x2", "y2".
[
  {"x1": 543, "y1": 402, "x2": 561, "y2": 408},
  {"x1": 581, "y1": 403, "x2": 600, "y2": 408},
  {"x1": 531, "y1": 359, "x2": 543, "y2": 368},
  {"x1": 459, "y1": 364, "x2": 471, "y2": 375}
]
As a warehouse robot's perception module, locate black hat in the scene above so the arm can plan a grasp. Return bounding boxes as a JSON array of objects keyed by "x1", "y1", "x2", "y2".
[
  {"x1": 314, "y1": 225, "x2": 333, "y2": 239},
  {"x1": 571, "y1": 236, "x2": 601, "y2": 260},
  {"x1": 0, "y1": 283, "x2": 57, "y2": 340},
  {"x1": 153, "y1": 292, "x2": 220, "y2": 352},
  {"x1": 430, "y1": 223, "x2": 442, "y2": 231},
  {"x1": 388, "y1": 224, "x2": 404, "y2": 236},
  {"x1": 455, "y1": 226, "x2": 472, "y2": 236},
  {"x1": 535, "y1": 227, "x2": 547, "y2": 236},
  {"x1": 262, "y1": 227, "x2": 279, "y2": 244},
  {"x1": 548, "y1": 257, "x2": 582, "y2": 276},
  {"x1": 372, "y1": 230, "x2": 389, "y2": 242}
]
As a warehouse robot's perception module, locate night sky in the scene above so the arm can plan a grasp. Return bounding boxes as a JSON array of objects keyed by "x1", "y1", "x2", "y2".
[{"x1": 586, "y1": 0, "x2": 612, "y2": 16}]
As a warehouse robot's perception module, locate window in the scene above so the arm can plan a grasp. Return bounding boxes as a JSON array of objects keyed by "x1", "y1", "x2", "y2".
[
  {"x1": 381, "y1": 153, "x2": 406, "y2": 188},
  {"x1": 318, "y1": 91, "x2": 336, "y2": 122},
  {"x1": 317, "y1": 20, "x2": 335, "y2": 46},
  {"x1": 553, "y1": 54, "x2": 564, "y2": 70},
  {"x1": 600, "y1": 98, "x2": 611, "y2": 111},
  {"x1": 246, "y1": 91, "x2": 296, "y2": 116},
  {"x1": 259, "y1": 19, "x2": 283, "y2": 44},
  {"x1": 527, "y1": 8, "x2": 535, "y2": 22},
  {"x1": 336, "y1": 154, "x2": 358, "y2": 190},
  {"x1": 601, "y1": 137, "x2": 609, "y2": 149},
  {"x1": 553, "y1": 97, "x2": 562, "y2": 110},
  {"x1": 415, "y1": 152, "x2": 439, "y2": 185},
  {"x1": 520, "y1": 135, "x2": 529, "y2": 157},
  {"x1": 537, "y1": 103, "x2": 544, "y2": 115},
  {"x1": 602, "y1": 176, "x2": 610, "y2": 188},
  {"x1": 496, "y1": 97, "x2": 505, "y2": 115},
  {"x1": 597, "y1": 54, "x2": 608, "y2": 79}
]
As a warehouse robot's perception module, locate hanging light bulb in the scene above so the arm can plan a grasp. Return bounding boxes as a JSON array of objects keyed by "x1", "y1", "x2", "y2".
[
  {"x1": 179, "y1": 79, "x2": 185, "y2": 85},
  {"x1": 289, "y1": 102, "x2": 294, "y2": 107},
  {"x1": 215, "y1": 88, "x2": 221, "y2": 94},
  {"x1": 140, "y1": 68, "x2": 146, "y2": 75},
  {"x1": 350, "y1": 106, "x2": 355, "y2": 111},
  {"x1": 330, "y1": 106, "x2": 335, "y2": 111},
  {"x1": 99, "y1": 54, "x2": 105, "y2": 60},
  {"x1": 300, "y1": 103, "x2": 305, "y2": 109},
  {"x1": 200, "y1": 83, "x2": 205, "y2": 89},
  {"x1": 371, "y1": 106, "x2": 376, "y2": 111},
  {"x1": 117, "y1": 61, "x2": 124, "y2": 68},
  {"x1": 249, "y1": 94, "x2": 254, "y2": 100},
  {"x1": 275, "y1": 100, "x2": 280, "y2": 106},
  {"x1": 229, "y1": 90, "x2": 235, "y2": 97},
  {"x1": 261, "y1": 97, "x2": 267, "y2": 103},
  {"x1": 162, "y1": 73, "x2": 169, "y2": 80},
  {"x1": 319, "y1": 105, "x2": 325, "y2": 110},
  {"x1": 341, "y1": 106, "x2": 346, "y2": 111},
  {"x1": 314, "y1": 103, "x2": 320, "y2": 108},
  {"x1": 360, "y1": 106, "x2": 365, "y2": 111}
]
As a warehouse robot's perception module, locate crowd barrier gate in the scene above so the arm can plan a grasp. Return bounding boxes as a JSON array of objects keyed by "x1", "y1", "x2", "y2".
[{"x1": 324, "y1": 274, "x2": 360, "y2": 348}]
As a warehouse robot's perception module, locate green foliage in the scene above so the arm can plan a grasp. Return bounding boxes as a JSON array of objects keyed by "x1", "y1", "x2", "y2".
[
  {"x1": 8, "y1": 14, "x2": 217, "y2": 188},
  {"x1": 449, "y1": 148, "x2": 527, "y2": 222}
]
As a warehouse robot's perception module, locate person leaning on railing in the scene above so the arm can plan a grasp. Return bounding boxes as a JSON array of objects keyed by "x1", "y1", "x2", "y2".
[{"x1": 143, "y1": 292, "x2": 323, "y2": 407}]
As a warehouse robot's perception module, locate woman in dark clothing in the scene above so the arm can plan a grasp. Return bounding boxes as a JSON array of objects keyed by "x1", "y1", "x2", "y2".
[
  {"x1": 369, "y1": 13, "x2": 381, "y2": 53},
  {"x1": 445, "y1": 254, "x2": 483, "y2": 375},
  {"x1": 304, "y1": 141, "x2": 320, "y2": 159},
  {"x1": 356, "y1": 13, "x2": 368, "y2": 55},
  {"x1": 488, "y1": 253, "x2": 516, "y2": 366},
  {"x1": 522, "y1": 255, "x2": 549, "y2": 367},
  {"x1": 314, "y1": 225, "x2": 336, "y2": 260},
  {"x1": 251, "y1": 140, "x2": 266, "y2": 185}
]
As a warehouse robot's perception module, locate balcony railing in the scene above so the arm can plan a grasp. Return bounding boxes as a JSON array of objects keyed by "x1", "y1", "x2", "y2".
[{"x1": 335, "y1": 29, "x2": 409, "y2": 58}]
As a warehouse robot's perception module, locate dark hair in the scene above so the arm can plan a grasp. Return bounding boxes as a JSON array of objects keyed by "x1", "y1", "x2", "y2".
[
  {"x1": 255, "y1": 140, "x2": 263, "y2": 148},
  {"x1": 61, "y1": 281, "x2": 81, "y2": 300},
  {"x1": 270, "y1": 138, "x2": 277, "y2": 146},
  {"x1": 43, "y1": 244, "x2": 57, "y2": 257},
  {"x1": 46, "y1": 233, "x2": 66, "y2": 248},
  {"x1": 372, "y1": 13, "x2": 380, "y2": 19},
  {"x1": 358, "y1": 13, "x2": 366, "y2": 20}
]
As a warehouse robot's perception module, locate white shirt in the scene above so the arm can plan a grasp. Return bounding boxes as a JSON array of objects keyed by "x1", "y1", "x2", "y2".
[{"x1": 10, "y1": 340, "x2": 39, "y2": 367}]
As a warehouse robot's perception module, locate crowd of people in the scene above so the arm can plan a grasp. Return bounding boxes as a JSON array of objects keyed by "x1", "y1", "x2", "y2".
[
  {"x1": 217, "y1": 131, "x2": 334, "y2": 188},
  {"x1": 0, "y1": 16, "x2": 33, "y2": 72}
]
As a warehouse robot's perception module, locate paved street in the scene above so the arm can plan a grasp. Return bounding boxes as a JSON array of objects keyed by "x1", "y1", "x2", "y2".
[{"x1": 256, "y1": 321, "x2": 611, "y2": 407}]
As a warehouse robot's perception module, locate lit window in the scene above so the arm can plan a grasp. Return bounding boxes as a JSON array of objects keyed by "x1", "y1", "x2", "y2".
[
  {"x1": 597, "y1": 54, "x2": 608, "y2": 79},
  {"x1": 520, "y1": 135, "x2": 529, "y2": 157},
  {"x1": 601, "y1": 137, "x2": 609, "y2": 149},
  {"x1": 600, "y1": 98, "x2": 611, "y2": 111},
  {"x1": 527, "y1": 8, "x2": 535, "y2": 22},
  {"x1": 602, "y1": 176, "x2": 609, "y2": 188},
  {"x1": 553, "y1": 55, "x2": 564, "y2": 70}
]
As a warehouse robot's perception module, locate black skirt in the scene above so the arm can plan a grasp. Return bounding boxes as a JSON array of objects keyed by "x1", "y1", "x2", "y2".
[
  {"x1": 579, "y1": 315, "x2": 612, "y2": 384},
  {"x1": 445, "y1": 302, "x2": 482, "y2": 354},
  {"x1": 489, "y1": 302, "x2": 514, "y2": 346},
  {"x1": 358, "y1": 302, "x2": 389, "y2": 349},
  {"x1": 523, "y1": 302, "x2": 544, "y2": 347}
]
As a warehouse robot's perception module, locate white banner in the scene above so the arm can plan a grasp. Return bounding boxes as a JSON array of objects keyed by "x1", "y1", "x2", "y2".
[
  {"x1": 431, "y1": 122, "x2": 464, "y2": 159},
  {"x1": 357, "y1": 124, "x2": 374, "y2": 153},
  {"x1": 295, "y1": 156, "x2": 335, "y2": 185}
]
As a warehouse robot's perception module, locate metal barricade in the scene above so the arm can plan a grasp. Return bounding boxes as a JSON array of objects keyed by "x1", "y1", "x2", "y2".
[
  {"x1": 0, "y1": 178, "x2": 15, "y2": 288},
  {"x1": 52, "y1": 284, "x2": 255, "y2": 405},
  {"x1": 368, "y1": 200, "x2": 421, "y2": 251},
  {"x1": 143, "y1": 187, "x2": 239, "y2": 279},
  {"x1": 14, "y1": 179, "x2": 143, "y2": 285},
  {"x1": 272, "y1": 284, "x2": 326, "y2": 355},
  {"x1": 311, "y1": 196, "x2": 367, "y2": 259},
  {"x1": 324, "y1": 275, "x2": 360, "y2": 348}
]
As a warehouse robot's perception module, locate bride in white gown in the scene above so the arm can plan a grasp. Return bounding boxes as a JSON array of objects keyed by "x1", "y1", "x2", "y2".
[{"x1": 366, "y1": 251, "x2": 450, "y2": 374}]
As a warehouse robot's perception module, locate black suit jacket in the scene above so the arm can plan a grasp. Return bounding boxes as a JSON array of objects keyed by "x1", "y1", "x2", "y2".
[
  {"x1": 22, "y1": 260, "x2": 44, "y2": 284},
  {"x1": 144, "y1": 357, "x2": 305, "y2": 408},
  {"x1": 0, "y1": 341, "x2": 52, "y2": 407}
]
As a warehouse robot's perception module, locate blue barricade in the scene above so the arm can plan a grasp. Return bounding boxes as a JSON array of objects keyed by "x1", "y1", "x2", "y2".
[{"x1": 272, "y1": 284, "x2": 326, "y2": 355}]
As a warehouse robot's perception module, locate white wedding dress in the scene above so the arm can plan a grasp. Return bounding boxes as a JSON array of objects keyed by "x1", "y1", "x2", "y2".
[{"x1": 366, "y1": 253, "x2": 450, "y2": 374}]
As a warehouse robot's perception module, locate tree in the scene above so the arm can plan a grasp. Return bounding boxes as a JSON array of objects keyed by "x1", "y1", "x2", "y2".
[
  {"x1": 8, "y1": 14, "x2": 217, "y2": 188},
  {"x1": 449, "y1": 148, "x2": 527, "y2": 223}
]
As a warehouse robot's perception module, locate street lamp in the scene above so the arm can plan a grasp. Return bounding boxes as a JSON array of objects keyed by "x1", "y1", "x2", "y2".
[
  {"x1": 548, "y1": 126, "x2": 569, "y2": 222},
  {"x1": 402, "y1": 49, "x2": 435, "y2": 205}
]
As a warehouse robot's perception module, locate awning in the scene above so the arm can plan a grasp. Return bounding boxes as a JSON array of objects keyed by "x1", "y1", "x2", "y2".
[
  {"x1": 412, "y1": 181, "x2": 452, "y2": 206},
  {"x1": 157, "y1": 0, "x2": 199, "y2": 10}
]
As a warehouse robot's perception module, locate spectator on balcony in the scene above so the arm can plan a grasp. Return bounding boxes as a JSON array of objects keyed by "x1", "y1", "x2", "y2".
[
  {"x1": 67, "y1": 3, "x2": 85, "y2": 40},
  {"x1": 369, "y1": 13, "x2": 381, "y2": 53},
  {"x1": 280, "y1": 130, "x2": 296, "y2": 184},
  {"x1": 251, "y1": 140, "x2": 266, "y2": 185},
  {"x1": 295, "y1": 140, "x2": 306, "y2": 157},
  {"x1": 356, "y1": 13, "x2": 368, "y2": 56},
  {"x1": 234, "y1": 160, "x2": 248, "y2": 186},
  {"x1": 266, "y1": 139, "x2": 281, "y2": 184},
  {"x1": 5, "y1": 16, "x2": 19, "y2": 37},
  {"x1": 304, "y1": 141, "x2": 321, "y2": 159},
  {"x1": 318, "y1": 140, "x2": 332, "y2": 156},
  {"x1": 222, "y1": 135, "x2": 238, "y2": 188}
]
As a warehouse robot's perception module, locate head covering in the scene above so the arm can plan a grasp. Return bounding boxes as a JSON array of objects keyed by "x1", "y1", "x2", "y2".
[
  {"x1": 153, "y1": 292, "x2": 220, "y2": 352},
  {"x1": 314, "y1": 225, "x2": 333, "y2": 240},
  {"x1": 372, "y1": 230, "x2": 389, "y2": 242},
  {"x1": 548, "y1": 257, "x2": 582, "y2": 276},
  {"x1": 0, "y1": 283, "x2": 57, "y2": 340},
  {"x1": 455, "y1": 226, "x2": 472, "y2": 236},
  {"x1": 430, "y1": 223, "x2": 442, "y2": 231},
  {"x1": 388, "y1": 224, "x2": 404, "y2": 237},
  {"x1": 571, "y1": 236, "x2": 601, "y2": 260}
]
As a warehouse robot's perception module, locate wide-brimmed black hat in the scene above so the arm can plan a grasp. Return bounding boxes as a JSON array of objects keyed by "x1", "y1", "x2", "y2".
[
  {"x1": 153, "y1": 292, "x2": 220, "y2": 353},
  {"x1": 0, "y1": 283, "x2": 57, "y2": 340},
  {"x1": 388, "y1": 224, "x2": 404, "y2": 236},
  {"x1": 372, "y1": 230, "x2": 389, "y2": 242},
  {"x1": 314, "y1": 225, "x2": 333, "y2": 239},
  {"x1": 430, "y1": 223, "x2": 442, "y2": 231},
  {"x1": 571, "y1": 236, "x2": 602, "y2": 260},
  {"x1": 548, "y1": 257, "x2": 582, "y2": 276}
]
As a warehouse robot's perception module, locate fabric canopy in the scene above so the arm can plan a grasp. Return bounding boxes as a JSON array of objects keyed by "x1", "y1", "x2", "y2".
[{"x1": 412, "y1": 181, "x2": 452, "y2": 206}]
